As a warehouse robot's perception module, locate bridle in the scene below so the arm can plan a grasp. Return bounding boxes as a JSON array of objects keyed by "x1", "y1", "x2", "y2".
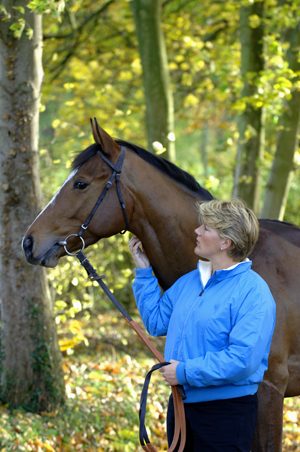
[
  {"x1": 61, "y1": 143, "x2": 130, "y2": 257},
  {"x1": 79, "y1": 145, "x2": 130, "y2": 236},
  {"x1": 58, "y1": 118, "x2": 186, "y2": 451}
]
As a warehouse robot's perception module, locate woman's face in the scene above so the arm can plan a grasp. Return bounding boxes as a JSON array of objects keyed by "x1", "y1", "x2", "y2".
[{"x1": 194, "y1": 224, "x2": 224, "y2": 259}]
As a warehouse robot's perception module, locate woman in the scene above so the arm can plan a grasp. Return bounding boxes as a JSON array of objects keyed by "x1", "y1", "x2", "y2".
[{"x1": 129, "y1": 199, "x2": 276, "y2": 452}]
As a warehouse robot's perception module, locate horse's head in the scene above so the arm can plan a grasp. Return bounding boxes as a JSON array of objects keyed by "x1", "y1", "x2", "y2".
[{"x1": 23, "y1": 120, "x2": 134, "y2": 267}]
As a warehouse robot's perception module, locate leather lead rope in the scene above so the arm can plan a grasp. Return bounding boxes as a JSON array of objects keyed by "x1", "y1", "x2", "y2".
[
  {"x1": 139, "y1": 362, "x2": 186, "y2": 451},
  {"x1": 65, "y1": 118, "x2": 185, "y2": 449},
  {"x1": 76, "y1": 250, "x2": 186, "y2": 451}
]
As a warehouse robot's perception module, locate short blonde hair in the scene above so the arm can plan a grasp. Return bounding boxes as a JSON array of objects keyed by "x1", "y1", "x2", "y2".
[{"x1": 196, "y1": 199, "x2": 259, "y2": 261}]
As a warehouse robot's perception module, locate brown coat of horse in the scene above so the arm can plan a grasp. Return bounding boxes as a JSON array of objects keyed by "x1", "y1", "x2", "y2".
[{"x1": 23, "y1": 124, "x2": 300, "y2": 451}]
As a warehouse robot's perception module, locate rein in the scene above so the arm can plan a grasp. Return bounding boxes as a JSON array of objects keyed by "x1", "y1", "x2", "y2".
[{"x1": 59, "y1": 127, "x2": 186, "y2": 451}]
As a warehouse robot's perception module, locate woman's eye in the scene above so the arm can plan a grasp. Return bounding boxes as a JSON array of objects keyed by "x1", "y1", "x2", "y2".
[{"x1": 73, "y1": 181, "x2": 89, "y2": 190}]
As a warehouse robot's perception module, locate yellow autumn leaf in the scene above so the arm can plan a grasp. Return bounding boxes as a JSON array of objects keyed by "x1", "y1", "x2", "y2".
[
  {"x1": 59, "y1": 338, "x2": 79, "y2": 351},
  {"x1": 249, "y1": 14, "x2": 261, "y2": 29},
  {"x1": 284, "y1": 410, "x2": 298, "y2": 423}
]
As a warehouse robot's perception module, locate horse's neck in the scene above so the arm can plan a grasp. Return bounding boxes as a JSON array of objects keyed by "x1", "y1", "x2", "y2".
[{"x1": 125, "y1": 155, "x2": 200, "y2": 289}]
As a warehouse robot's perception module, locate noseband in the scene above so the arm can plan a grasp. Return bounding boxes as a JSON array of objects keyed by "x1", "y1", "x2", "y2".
[{"x1": 62, "y1": 145, "x2": 129, "y2": 255}]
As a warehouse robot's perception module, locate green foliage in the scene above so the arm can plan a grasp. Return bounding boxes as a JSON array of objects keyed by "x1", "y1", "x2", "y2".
[
  {"x1": 39, "y1": 0, "x2": 300, "y2": 214},
  {"x1": 9, "y1": 17, "x2": 25, "y2": 39},
  {"x1": 1, "y1": 0, "x2": 299, "y2": 220},
  {"x1": 27, "y1": 0, "x2": 66, "y2": 16},
  {"x1": 47, "y1": 236, "x2": 136, "y2": 354},
  {"x1": 0, "y1": 0, "x2": 67, "y2": 40},
  {"x1": 0, "y1": 5, "x2": 11, "y2": 22}
]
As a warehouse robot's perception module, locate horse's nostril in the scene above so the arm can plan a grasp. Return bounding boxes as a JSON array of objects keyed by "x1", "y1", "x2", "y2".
[{"x1": 23, "y1": 235, "x2": 33, "y2": 256}]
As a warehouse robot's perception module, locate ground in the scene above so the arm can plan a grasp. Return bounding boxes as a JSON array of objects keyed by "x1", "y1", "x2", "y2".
[{"x1": 0, "y1": 313, "x2": 299, "y2": 451}]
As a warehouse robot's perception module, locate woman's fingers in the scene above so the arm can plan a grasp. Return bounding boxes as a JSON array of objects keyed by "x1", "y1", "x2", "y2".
[
  {"x1": 129, "y1": 236, "x2": 141, "y2": 251},
  {"x1": 129, "y1": 237, "x2": 143, "y2": 254},
  {"x1": 128, "y1": 236, "x2": 150, "y2": 268},
  {"x1": 159, "y1": 361, "x2": 179, "y2": 386},
  {"x1": 129, "y1": 239, "x2": 142, "y2": 255}
]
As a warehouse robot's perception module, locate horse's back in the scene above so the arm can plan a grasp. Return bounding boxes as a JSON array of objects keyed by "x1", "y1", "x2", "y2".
[
  {"x1": 252, "y1": 219, "x2": 300, "y2": 398},
  {"x1": 254, "y1": 219, "x2": 300, "y2": 287},
  {"x1": 259, "y1": 218, "x2": 300, "y2": 247}
]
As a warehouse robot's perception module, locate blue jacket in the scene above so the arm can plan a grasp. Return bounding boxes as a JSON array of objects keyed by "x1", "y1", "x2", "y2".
[{"x1": 132, "y1": 261, "x2": 276, "y2": 403}]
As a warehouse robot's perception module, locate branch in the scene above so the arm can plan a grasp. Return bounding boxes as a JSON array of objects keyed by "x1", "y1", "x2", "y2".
[
  {"x1": 47, "y1": 28, "x2": 130, "y2": 81},
  {"x1": 162, "y1": 0, "x2": 199, "y2": 14},
  {"x1": 203, "y1": 19, "x2": 229, "y2": 42},
  {"x1": 43, "y1": 0, "x2": 115, "y2": 40}
]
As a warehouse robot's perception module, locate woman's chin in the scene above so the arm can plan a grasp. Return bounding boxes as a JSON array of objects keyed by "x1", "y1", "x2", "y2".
[{"x1": 194, "y1": 245, "x2": 201, "y2": 256}]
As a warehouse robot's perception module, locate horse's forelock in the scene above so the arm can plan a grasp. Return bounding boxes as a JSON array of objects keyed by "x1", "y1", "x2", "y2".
[{"x1": 72, "y1": 143, "x2": 102, "y2": 170}]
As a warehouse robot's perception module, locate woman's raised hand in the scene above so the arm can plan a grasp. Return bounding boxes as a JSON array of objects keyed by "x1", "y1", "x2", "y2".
[{"x1": 128, "y1": 236, "x2": 151, "y2": 269}]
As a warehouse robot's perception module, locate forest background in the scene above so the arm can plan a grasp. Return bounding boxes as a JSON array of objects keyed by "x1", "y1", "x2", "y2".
[{"x1": 0, "y1": 0, "x2": 299, "y2": 450}]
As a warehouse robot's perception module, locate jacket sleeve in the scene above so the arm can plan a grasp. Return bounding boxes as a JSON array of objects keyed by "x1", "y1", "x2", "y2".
[
  {"x1": 132, "y1": 267, "x2": 175, "y2": 336},
  {"x1": 176, "y1": 283, "x2": 276, "y2": 387}
]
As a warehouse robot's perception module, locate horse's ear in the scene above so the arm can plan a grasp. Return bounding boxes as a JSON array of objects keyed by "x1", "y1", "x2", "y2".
[{"x1": 90, "y1": 118, "x2": 120, "y2": 159}]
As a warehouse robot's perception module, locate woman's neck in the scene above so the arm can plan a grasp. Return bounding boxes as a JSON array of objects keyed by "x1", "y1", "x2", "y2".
[{"x1": 210, "y1": 255, "x2": 240, "y2": 273}]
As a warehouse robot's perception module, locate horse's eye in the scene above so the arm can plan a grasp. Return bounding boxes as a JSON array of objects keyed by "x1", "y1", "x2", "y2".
[{"x1": 73, "y1": 181, "x2": 89, "y2": 190}]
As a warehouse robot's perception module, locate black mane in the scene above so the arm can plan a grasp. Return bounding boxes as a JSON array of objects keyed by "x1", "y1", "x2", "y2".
[{"x1": 72, "y1": 140, "x2": 213, "y2": 200}]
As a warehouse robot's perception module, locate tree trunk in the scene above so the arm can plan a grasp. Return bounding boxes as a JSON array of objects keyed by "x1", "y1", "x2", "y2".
[
  {"x1": 132, "y1": 0, "x2": 176, "y2": 161},
  {"x1": 233, "y1": 1, "x2": 264, "y2": 212},
  {"x1": 261, "y1": 20, "x2": 300, "y2": 220},
  {"x1": 0, "y1": 2, "x2": 65, "y2": 411}
]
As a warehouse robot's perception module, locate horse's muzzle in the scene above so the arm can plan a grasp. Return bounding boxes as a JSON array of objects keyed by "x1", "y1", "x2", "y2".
[
  {"x1": 22, "y1": 234, "x2": 61, "y2": 267},
  {"x1": 22, "y1": 235, "x2": 36, "y2": 262}
]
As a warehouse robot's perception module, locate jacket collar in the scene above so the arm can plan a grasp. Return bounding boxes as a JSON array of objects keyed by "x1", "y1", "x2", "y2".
[{"x1": 198, "y1": 258, "x2": 252, "y2": 287}]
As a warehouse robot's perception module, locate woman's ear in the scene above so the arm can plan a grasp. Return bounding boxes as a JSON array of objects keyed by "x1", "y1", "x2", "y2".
[{"x1": 221, "y1": 238, "x2": 232, "y2": 251}]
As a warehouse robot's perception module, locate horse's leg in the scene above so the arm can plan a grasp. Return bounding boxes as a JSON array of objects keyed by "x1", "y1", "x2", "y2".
[{"x1": 252, "y1": 380, "x2": 285, "y2": 452}]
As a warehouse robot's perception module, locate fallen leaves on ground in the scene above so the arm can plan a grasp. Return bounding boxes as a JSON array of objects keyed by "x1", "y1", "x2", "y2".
[{"x1": 0, "y1": 313, "x2": 299, "y2": 451}]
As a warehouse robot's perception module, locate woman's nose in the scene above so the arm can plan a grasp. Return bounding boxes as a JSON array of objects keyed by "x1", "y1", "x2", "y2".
[{"x1": 195, "y1": 225, "x2": 201, "y2": 235}]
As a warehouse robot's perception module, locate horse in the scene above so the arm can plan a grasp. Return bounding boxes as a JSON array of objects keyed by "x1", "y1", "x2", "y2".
[{"x1": 23, "y1": 120, "x2": 300, "y2": 451}]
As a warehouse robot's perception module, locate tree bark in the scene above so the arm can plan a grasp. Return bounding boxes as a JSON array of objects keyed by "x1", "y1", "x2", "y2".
[
  {"x1": 233, "y1": 1, "x2": 264, "y2": 212},
  {"x1": 0, "y1": 2, "x2": 65, "y2": 411},
  {"x1": 261, "y1": 19, "x2": 300, "y2": 220},
  {"x1": 132, "y1": 0, "x2": 176, "y2": 161}
]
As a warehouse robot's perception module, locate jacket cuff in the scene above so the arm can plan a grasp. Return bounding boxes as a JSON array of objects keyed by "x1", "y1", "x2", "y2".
[
  {"x1": 176, "y1": 362, "x2": 187, "y2": 385},
  {"x1": 134, "y1": 267, "x2": 153, "y2": 277}
]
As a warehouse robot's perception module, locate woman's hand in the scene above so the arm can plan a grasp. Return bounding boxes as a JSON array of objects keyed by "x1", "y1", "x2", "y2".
[
  {"x1": 128, "y1": 236, "x2": 151, "y2": 268},
  {"x1": 160, "y1": 360, "x2": 180, "y2": 386}
]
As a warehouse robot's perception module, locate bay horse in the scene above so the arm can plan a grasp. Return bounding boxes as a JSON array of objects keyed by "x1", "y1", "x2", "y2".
[{"x1": 23, "y1": 121, "x2": 300, "y2": 451}]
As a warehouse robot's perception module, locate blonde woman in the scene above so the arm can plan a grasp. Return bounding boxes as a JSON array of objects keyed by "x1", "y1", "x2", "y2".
[{"x1": 129, "y1": 199, "x2": 276, "y2": 451}]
